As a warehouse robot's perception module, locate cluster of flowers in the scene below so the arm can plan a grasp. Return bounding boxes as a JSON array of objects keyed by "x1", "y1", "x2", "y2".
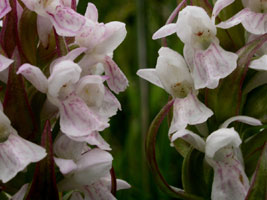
[
  {"x1": 0, "y1": 0, "x2": 130, "y2": 199},
  {"x1": 138, "y1": 0, "x2": 266, "y2": 199}
]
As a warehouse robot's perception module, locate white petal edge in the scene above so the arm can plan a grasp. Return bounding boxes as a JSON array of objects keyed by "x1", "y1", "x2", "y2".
[
  {"x1": 17, "y1": 63, "x2": 48, "y2": 93},
  {"x1": 0, "y1": 54, "x2": 13, "y2": 72},
  {"x1": 249, "y1": 55, "x2": 267, "y2": 70},
  {"x1": 85, "y1": 3, "x2": 98, "y2": 22},
  {"x1": 0, "y1": 0, "x2": 11, "y2": 19},
  {"x1": 137, "y1": 68, "x2": 164, "y2": 89},
  {"x1": 12, "y1": 184, "x2": 29, "y2": 200},
  {"x1": 152, "y1": 23, "x2": 177, "y2": 40},
  {"x1": 171, "y1": 129, "x2": 205, "y2": 152},
  {"x1": 220, "y1": 115, "x2": 262, "y2": 128},
  {"x1": 54, "y1": 157, "x2": 77, "y2": 175},
  {"x1": 212, "y1": 0, "x2": 235, "y2": 23}
]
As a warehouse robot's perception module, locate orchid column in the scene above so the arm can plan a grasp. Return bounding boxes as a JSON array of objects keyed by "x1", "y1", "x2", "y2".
[
  {"x1": 138, "y1": 0, "x2": 267, "y2": 199},
  {"x1": 0, "y1": 0, "x2": 129, "y2": 199}
]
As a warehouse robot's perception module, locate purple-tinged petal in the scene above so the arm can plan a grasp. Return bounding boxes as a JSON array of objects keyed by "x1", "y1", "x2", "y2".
[
  {"x1": 171, "y1": 129, "x2": 205, "y2": 152},
  {"x1": 185, "y1": 42, "x2": 238, "y2": 89},
  {"x1": 206, "y1": 128, "x2": 249, "y2": 200},
  {"x1": 82, "y1": 182, "x2": 116, "y2": 200},
  {"x1": 37, "y1": 15, "x2": 53, "y2": 48},
  {"x1": 103, "y1": 56, "x2": 128, "y2": 94},
  {"x1": 12, "y1": 184, "x2": 29, "y2": 200},
  {"x1": 137, "y1": 69, "x2": 163, "y2": 89},
  {"x1": 220, "y1": 115, "x2": 262, "y2": 128},
  {"x1": 169, "y1": 93, "x2": 213, "y2": 134},
  {"x1": 17, "y1": 63, "x2": 48, "y2": 93},
  {"x1": 59, "y1": 94, "x2": 109, "y2": 138},
  {"x1": 54, "y1": 157, "x2": 77, "y2": 175},
  {"x1": 0, "y1": 54, "x2": 13, "y2": 72},
  {"x1": 98, "y1": 87, "x2": 121, "y2": 119},
  {"x1": 94, "y1": 21, "x2": 127, "y2": 54},
  {"x1": 53, "y1": 133, "x2": 86, "y2": 160},
  {"x1": 152, "y1": 23, "x2": 177, "y2": 40},
  {"x1": 0, "y1": 133, "x2": 46, "y2": 183},
  {"x1": 69, "y1": 131, "x2": 111, "y2": 151},
  {"x1": 85, "y1": 3, "x2": 98, "y2": 22},
  {"x1": 0, "y1": 0, "x2": 11, "y2": 19},
  {"x1": 58, "y1": 148, "x2": 113, "y2": 191},
  {"x1": 217, "y1": 8, "x2": 267, "y2": 35},
  {"x1": 48, "y1": 5, "x2": 86, "y2": 37},
  {"x1": 212, "y1": 0, "x2": 235, "y2": 23},
  {"x1": 249, "y1": 55, "x2": 267, "y2": 70}
]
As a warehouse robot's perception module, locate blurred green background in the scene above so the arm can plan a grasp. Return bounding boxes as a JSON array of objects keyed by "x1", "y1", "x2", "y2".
[{"x1": 77, "y1": 0, "x2": 184, "y2": 199}]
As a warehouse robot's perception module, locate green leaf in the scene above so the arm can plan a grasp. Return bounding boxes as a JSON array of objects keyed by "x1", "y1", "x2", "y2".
[
  {"x1": 145, "y1": 100, "x2": 205, "y2": 200},
  {"x1": 19, "y1": 9, "x2": 38, "y2": 65},
  {"x1": 245, "y1": 142, "x2": 267, "y2": 200},
  {"x1": 242, "y1": 129, "x2": 267, "y2": 176},
  {"x1": 24, "y1": 120, "x2": 59, "y2": 200},
  {"x1": 173, "y1": 138, "x2": 191, "y2": 158},
  {"x1": 0, "y1": 191, "x2": 9, "y2": 200},
  {"x1": 182, "y1": 148, "x2": 212, "y2": 199},
  {"x1": 3, "y1": 57, "x2": 37, "y2": 141}
]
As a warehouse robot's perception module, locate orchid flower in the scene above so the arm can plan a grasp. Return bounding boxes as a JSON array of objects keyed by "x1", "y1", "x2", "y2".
[
  {"x1": 20, "y1": 0, "x2": 86, "y2": 47},
  {"x1": 213, "y1": 0, "x2": 267, "y2": 35},
  {"x1": 0, "y1": 105, "x2": 46, "y2": 183},
  {"x1": 0, "y1": 0, "x2": 11, "y2": 19},
  {"x1": 171, "y1": 116, "x2": 262, "y2": 200},
  {"x1": 75, "y1": 2, "x2": 128, "y2": 94},
  {"x1": 137, "y1": 47, "x2": 213, "y2": 134},
  {"x1": 53, "y1": 134, "x2": 130, "y2": 200},
  {"x1": 17, "y1": 48, "x2": 120, "y2": 149},
  {"x1": 153, "y1": 6, "x2": 238, "y2": 90}
]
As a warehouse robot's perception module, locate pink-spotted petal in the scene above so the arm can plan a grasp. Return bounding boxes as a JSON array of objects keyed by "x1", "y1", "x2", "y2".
[
  {"x1": 17, "y1": 63, "x2": 48, "y2": 93},
  {"x1": 0, "y1": 133, "x2": 46, "y2": 183},
  {"x1": 47, "y1": 5, "x2": 86, "y2": 36},
  {"x1": 212, "y1": 0, "x2": 235, "y2": 23},
  {"x1": 0, "y1": 54, "x2": 13, "y2": 72},
  {"x1": 171, "y1": 129, "x2": 205, "y2": 152},
  {"x1": 95, "y1": 21, "x2": 127, "y2": 54},
  {"x1": 206, "y1": 128, "x2": 241, "y2": 158},
  {"x1": 37, "y1": 15, "x2": 53, "y2": 48},
  {"x1": 217, "y1": 8, "x2": 267, "y2": 35},
  {"x1": 152, "y1": 23, "x2": 177, "y2": 40},
  {"x1": 85, "y1": 3, "x2": 98, "y2": 22},
  {"x1": 249, "y1": 55, "x2": 267, "y2": 70},
  {"x1": 169, "y1": 93, "x2": 213, "y2": 134},
  {"x1": 59, "y1": 94, "x2": 109, "y2": 138},
  {"x1": 83, "y1": 182, "x2": 116, "y2": 200},
  {"x1": 104, "y1": 56, "x2": 128, "y2": 94},
  {"x1": 205, "y1": 128, "x2": 249, "y2": 200},
  {"x1": 54, "y1": 157, "x2": 77, "y2": 175},
  {"x1": 0, "y1": 0, "x2": 11, "y2": 19},
  {"x1": 137, "y1": 69, "x2": 164, "y2": 89},
  {"x1": 186, "y1": 42, "x2": 238, "y2": 89}
]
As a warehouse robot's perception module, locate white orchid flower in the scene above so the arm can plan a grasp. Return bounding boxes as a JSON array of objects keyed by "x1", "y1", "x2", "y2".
[
  {"x1": 137, "y1": 47, "x2": 213, "y2": 134},
  {"x1": 53, "y1": 134, "x2": 130, "y2": 200},
  {"x1": 20, "y1": 0, "x2": 86, "y2": 47},
  {"x1": 213, "y1": 0, "x2": 267, "y2": 35},
  {"x1": 75, "y1": 2, "x2": 128, "y2": 94},
  {"x1": 153, "y1": 6, "x2": 238, "y2": 90},
  {"x1": 0, "y1": 54, "x2": 14, "y2": 83},
  {"x1": 0, "y1": 107, "x2": 46, "y2": 183},
  {"x1": 171, "y1": 115, "x2": 262, "y2": 200},
  {"x1": 17, "y1": 48, "x2": 120, "y2": 149}
]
